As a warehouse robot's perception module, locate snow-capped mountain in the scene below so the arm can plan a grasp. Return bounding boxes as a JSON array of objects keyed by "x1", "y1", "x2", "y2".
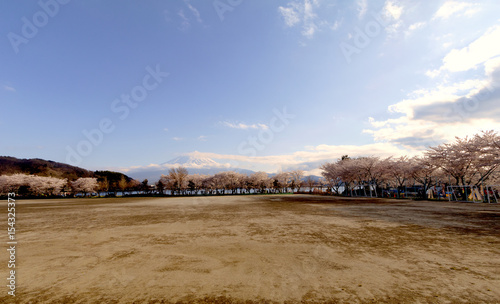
[
  {"x1": 127, "y1": 156, "x2": 254, "y2": 182},
  {"x1": 161, "y1": 156, "x2": 224, "y2": 168}
]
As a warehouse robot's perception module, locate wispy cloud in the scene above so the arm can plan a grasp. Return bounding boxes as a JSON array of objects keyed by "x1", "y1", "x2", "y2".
[
  {"x1": 221, "y1": 121, "x2": 269, "y2": 130},
  {"x1": 183, "y1": 0, "x2": 202, "y2": 23},
  {"x1": 302, "y1": 0, "x2": 318, "y2": 38},
  {"x1": 175, "y1": 1, "x2": 202, "y2": 31},
  {"x1": 433, "y1": 1, "x2": 480, "y2": 20},
  {"x1": 172, "y1": 137, "x2": 183, "y2": 141},
  {"x1": 278, "y1": 5, "x2": 300, "y2": 27},
  {"x1": 2, "y1": 85, "x2": 15, "y2": 92},
  {"x1": 177, "y1": 9, "x2": 190, "y2": 30},
  {"x1": 278, "y1": 0, "x2": 322, "y2": 39},
  {"x1": 197, "y1": 135, "x2": 207, "y2": 141},
  {"x1": 331, "y1": 19, "x2": 341, "y2": 31}
]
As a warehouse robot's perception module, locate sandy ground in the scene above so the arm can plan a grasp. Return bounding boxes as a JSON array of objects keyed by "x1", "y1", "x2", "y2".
[{"x1": 1, "y1": 194, "x2": 500, "y2": 303}]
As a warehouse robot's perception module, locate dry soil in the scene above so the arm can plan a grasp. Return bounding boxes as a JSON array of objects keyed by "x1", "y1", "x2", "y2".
[{"x1": 1, "y1": 195, "x2": 500, "y2": 303}]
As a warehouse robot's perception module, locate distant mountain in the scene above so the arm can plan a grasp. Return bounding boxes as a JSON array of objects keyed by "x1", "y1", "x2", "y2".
[
  {"x1": 161, "y1": 156, "x2": 223, "y2": 168},
  {"x1": 0, "y1": 156, "x2": 132, "y2": 182},
  {"x1": 0, "y1": 156, "x2": 94, "y2": 180},
  {"x1": 128, "y1": 156, "x2": 255, "y2": 182}
]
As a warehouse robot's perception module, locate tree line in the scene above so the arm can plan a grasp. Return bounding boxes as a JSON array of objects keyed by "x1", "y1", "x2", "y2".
[
  {"x1": 321, "y1": 130, "x2": 500, "y2": 198},
  {"x1": 0, "y1": 169, "x2": 311, "y2": 197},
  {"x1": 1, "y1": 130, "x2": 498, "y2": 199},
  {"x1": 0, "y1": 171, "x2": 134, "y2": 197}
]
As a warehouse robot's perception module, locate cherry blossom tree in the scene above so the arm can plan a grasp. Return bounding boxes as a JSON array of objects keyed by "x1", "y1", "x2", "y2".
[
  {"x1": 187, "y1": 174, "x2": 209, "y2": 194},
  {"x1": 426, "y1": 130, "x2": 500, "y2": 186},
  {"x1": 71, "y1": 177, "x2": 98, "y2": 197},
  {"x1": 273, "y1": 172, "x2": 291, "y2": 193},
  {"x1": 248, "y1": 172, "x2": 271, "y2": 193},
  {"x1": 386, "y1": 156, "x2": 414, "y2": 198},
  {"x1": 0, "y1": 174, "x2": 67, "y2": 196},
  {"x1": 290, "y1": 170, "x2": 304, "y2": 192},
  {"x1": 409, "y1": 156, "x2": 438, "y2": 198},
  {"x1": 161, "y1": 167, "x2": 189, "y2": 195}
]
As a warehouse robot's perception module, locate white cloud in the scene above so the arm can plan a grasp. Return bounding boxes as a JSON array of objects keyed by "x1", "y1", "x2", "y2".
[
  {"x1": 197, "y1": 135, "x2": 207, "y2": 141},
  {"x1": 427, "y1": 25, "x2": 500, "y2": 77},
  {"x1": 116, "y1": 142, "x2": 416, "y2": 175},
  {"x1": 304, "y1": 0, "x2": 318, "y2": 14},
  {"x1": 388, "y1": 79, "x2": 484, "y2": 117},
  {"x1": 357, "y1": 0, "x2": 368, "y2": 19},
  {"x1": 221, "y1": 121, "x2": 269, "y2": 130},
  {"x1": 278, "y1": 6, "x2": 300, "y2": 27},
  {"x1": 365, "y1": 117, "x2": 500, "y2": 150},
  {"x1": 172, "y1": 137, "x2": 183, "y2": 141},
  {"x1": 331, "y1": 19, "x2": 341, "y2": 31},
  {"x1": 404, "y1": 21, "x2": 426, "y2": 37},
  {"x1": 302, "y1": 25, "x2": 316, "y2": 38},
  {"x1": 278, "y1": 0, "x2": 322, "y2": 38},
  {"x1": 408, "y1": 21, "x2": 425, "y2": 31},
  {"x1": 442, "y1": 25, "x2": 500, "y2": 73},
  {"x1": 163, "y1": 128, "x2": 169, "y2": 132},
  {"x1": 381, "y1": 1, "x2": 404, "y2": 37},
  {"x1": 425, "y1": 69, "x2": 441, "y2": 78},
  {"x1": 485, "y1": 56, "x2": 500, "y2": 78},
  {"x1": 433, "y1": 1, "x2": 479, "y2": 20},
  {"x1": 384, "y1": 0, "x2": 403, "y2": 20},
  {"x1": 442, "y1": 42, "x2": 452, "y2": 49},
  {"x1": 365, "y1": 57, "x2": 500, "y2": 149},
  {"x1": 184, "y1": 143, "x2": 414, "y2": 173}
]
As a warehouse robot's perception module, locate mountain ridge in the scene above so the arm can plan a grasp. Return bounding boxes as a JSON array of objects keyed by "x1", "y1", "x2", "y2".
[
  {"x1": 161, "y1": 156, "x2": 225, "y2": 168},
  {"x1": 128, "y1": 156, "x2": 254, "y2": 182},
  {"x1": 0, "y1": 156, "x2": 133, "y2": 183}
]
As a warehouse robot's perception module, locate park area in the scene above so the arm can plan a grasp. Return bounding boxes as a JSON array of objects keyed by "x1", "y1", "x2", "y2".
[{"x1": 2, "y1": 195, "x2": 500, "y2": 303}]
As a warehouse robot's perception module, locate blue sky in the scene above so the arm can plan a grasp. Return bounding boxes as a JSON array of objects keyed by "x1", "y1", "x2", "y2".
[{"x1": 1, "y1": 0, "x2": 500, "y2": 175}]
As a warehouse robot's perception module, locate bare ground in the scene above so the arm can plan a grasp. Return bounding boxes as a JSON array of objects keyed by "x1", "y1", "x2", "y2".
[{"x1": 1, "y1": 194, "x2": 500, "y2": 303}]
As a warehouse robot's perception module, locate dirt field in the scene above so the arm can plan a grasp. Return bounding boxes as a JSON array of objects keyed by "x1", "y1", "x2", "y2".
[{"x1": 2, "y1": 194, "x2": 500, "y2": 303}]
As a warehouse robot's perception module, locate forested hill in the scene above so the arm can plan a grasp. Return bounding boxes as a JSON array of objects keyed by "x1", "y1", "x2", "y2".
[{"x1": 0, "y1": 156, "x2": 132, "y2": 182}]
